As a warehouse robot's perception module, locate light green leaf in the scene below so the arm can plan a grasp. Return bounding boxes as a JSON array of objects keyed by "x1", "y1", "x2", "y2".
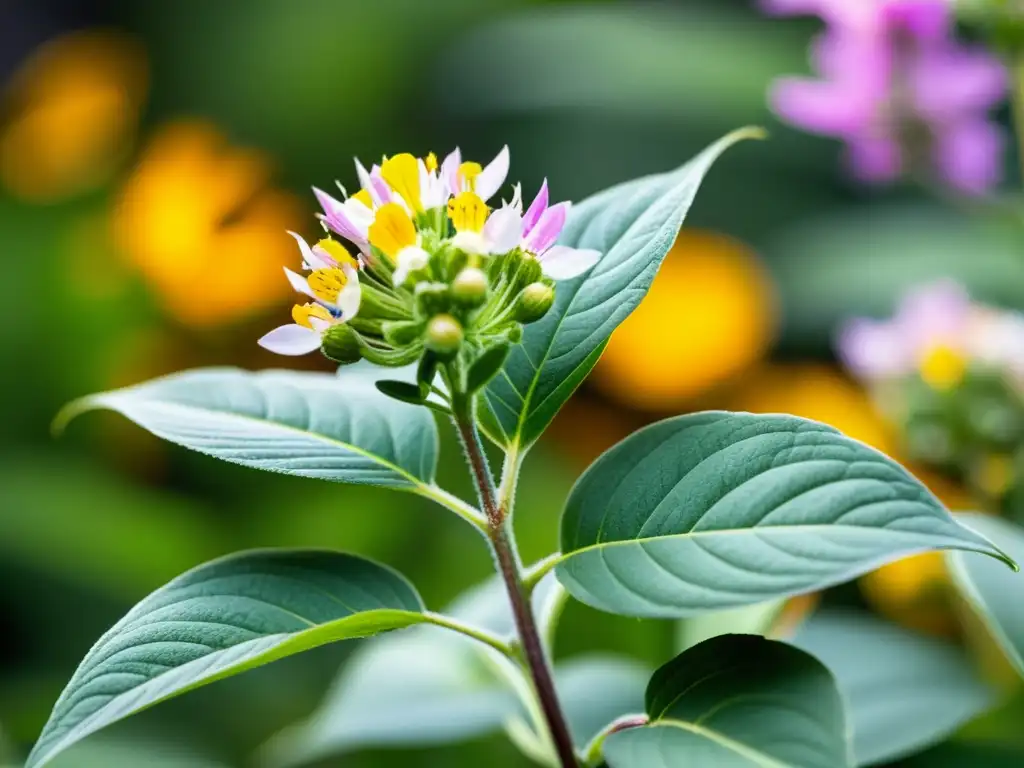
[
  {"x1": 555, "y1": 412, "x2": 1011, "y2": 618},
  {"x1": 676, "y1": 599, "x2": 788, "y2": 652},
  {"x1": 603, "y1": 634, "x2": 852, "y2": 768},
  {"x1": 56, "y1": 367, "x2": 438, "y2": 491},
  {"x1": 482, "y1": 128, "x2": 761, "y2": 451},
  {"x1": 44, "y1": 737, "x2": 230, "y2": 768},
  {"x1": 948, "y1": 514, "x2": 1024, "y2": 675},
  {"x1": 27, "y1": 550, "x2": 429, "y2": 768},
  {"x1": 792, "y1": 610, "x2": 995, "y2": 766}
]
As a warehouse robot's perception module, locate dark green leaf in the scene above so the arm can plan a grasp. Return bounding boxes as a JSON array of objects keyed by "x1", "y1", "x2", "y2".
[
  {"x1": 467, "y1": 344, "x2": 511, "y2": 393},
  {"x1": 27, "y1": 550, "x2": 428, "y2": 768},
  {"x1": 483, "y1": 128, "x2": 762, "y2": 451},
  {"x1": 375, "y1": 379, "x2": 426, "y2": 405},
  {"x1": 556, "y1": 412, "x2": 1011, "y2": 618},
  {"x1": 55, "y1": 367, "x2": 438, "y2": 491},
  {"x1": 792, "y1": 610, "x2": 994, "y2": 766},
  {"x1": 603, "y1": 635, "x2": 851, "y2": 767}
]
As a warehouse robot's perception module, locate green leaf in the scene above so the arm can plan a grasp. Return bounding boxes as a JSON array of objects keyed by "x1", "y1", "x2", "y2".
[
  {"x1": 466, "y1": 343, "x2": 511, "y2": 393},
  {"x1": 948, "y1": 514, "x2": 1024, "y2": 675},
  {"x1": 56, "y1": 367, "x2": 438, "y2": 491},
  {"x1": 555, "y1": 412, "x2": 1012, "y2": 618},
  {"x1": 792, "y1": 610, "x2": 994, "y2": 766},
  {"x1": 482, "y1": 128, "x2": 762, "y2": 451},
  {"x1": 27, "y1": 550, "x2": 429, "y2": 768},
  {"x1": 897, "y1": 742, "x2": 1024, "y2": 767},
  {"x1": 375, "y1": 379, "x2": 426, "y2": 405},
  {"x1": 603, "y1": 634, "x2": 851, "y2": 768}
]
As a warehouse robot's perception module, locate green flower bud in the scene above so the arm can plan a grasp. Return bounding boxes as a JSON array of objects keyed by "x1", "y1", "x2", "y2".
[
  {"x1": 451, "y1": 267, "x2": 489, "y2": 307},
  {"x1": 415, "y1": 282, "x2": 451, "y2": 317},
  {"x1": 516, "y1": 255, "x2": 543, "y2": 288},
  {"x1": 321, "y1": 324, "x2": 362, "y2": 364},
  {"x1": 516, "y1": 282, "x2": 555, "y2": 323},
  {"x1": 426, "y1": 314, "x2": 464, "y2": 357}
]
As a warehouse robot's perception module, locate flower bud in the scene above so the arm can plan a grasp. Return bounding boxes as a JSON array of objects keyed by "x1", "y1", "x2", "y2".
[
  {"x1": 516, "y1": 282, "x2": 555, "y2": 323},
  {"x1": 451, "y1": 267, "x2": 489, "y2": 307},
  {"x1": 426, "y1": 314, "x2": 464, "y2": 357},
  {"x1": 517, "y1": 255, "x2": 543, "y2": 288},
  {"x1": 383, "y1": 320, "x2": 424, "y2": 347},
  {"x1": 415, "y1": 282, "x2": 451, "y2": 317},
  {"x1": 321, "y1": 324, "x2": 362, "y2": 364}
]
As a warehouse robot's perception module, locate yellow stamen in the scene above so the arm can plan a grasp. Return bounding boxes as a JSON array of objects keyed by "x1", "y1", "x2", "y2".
[
  {"x1": 315, "y1": 238, "x2": 359, "y2": 270},
  {"x1": 919, "y1": 345, "x2": 966, "y2": 391},
  {"x1": 352, "y1": 188, "x2": 373, "y2": 208},
  {"x1": 425, "y1": 152, "x2": 438, "y2": 173},
  {"x1": 368, "y1": 202, "x2": 417, "y2": 261},
  {"x1": 448, "y1": 191, "x2": 488, "y2": 233},
  {"x1": 380, "y1": 153, "x2": 422, "y2": 211},
  {"x1": 307, "y1": 267, "x2": 349, "y2": 304},
  {"x1": 292, "y1": 302, "x2": 332, "y2": 329},
  {"x1": 458, "y1": 161, "x2": 482, "y2": 190}
]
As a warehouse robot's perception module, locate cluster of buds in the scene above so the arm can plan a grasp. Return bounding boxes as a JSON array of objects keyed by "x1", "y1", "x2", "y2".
[
  {"x1": 837, "y1": 280, "x2": 1024, "y2": 508},
  {"x1": 258, "y1": 148, "x2": 600, "y2": 394}
]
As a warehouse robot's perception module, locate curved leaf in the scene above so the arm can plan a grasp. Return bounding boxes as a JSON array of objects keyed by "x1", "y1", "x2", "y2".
[
  {"x1": 27, "y1": 550, "x2": 427, "y2": 768},
  {"x1": 792, "y1": 610, "x2": 994, "y2": 766},
  {"x1": 482, "y1": 128, "x2": 762, "y2": 451},
  {"x1": 948, "y1": 514, "x2": 1024, "y2": 675},
  {"x1": 56, "y1": 367, "x2": 438, "y2": 490},
  {"x1": 556, "y1": 412, "x2": 1011, "y2": 618},
  {"x1": 603, "y1": 634, "x2": 851, "y2": 768}
]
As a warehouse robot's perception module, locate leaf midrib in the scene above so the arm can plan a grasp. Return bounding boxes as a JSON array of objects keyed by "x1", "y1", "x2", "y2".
[
  {"x1": 637, "y1": 720, "x2": 792, "y2": 768},
  {"x1": 87, "y1": 393, "x2": 428, "y2": 487}
]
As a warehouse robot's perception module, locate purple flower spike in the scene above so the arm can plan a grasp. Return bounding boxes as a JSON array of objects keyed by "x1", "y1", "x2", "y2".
[{"x1": 764, "y1": 0, "x2": 1007, "y2": 195}]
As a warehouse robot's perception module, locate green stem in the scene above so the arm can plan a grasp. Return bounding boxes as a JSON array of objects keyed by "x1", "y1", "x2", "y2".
[
  {"x1": 523, "y1": 553, "x2": 562, "y2": 592},
  {"x1": 415, "y1": 484, "x2": 489, "y2": 531},
  {"x1": 581, "y1": 714, "x2": 649, "y2": 766},
  {"x1": 423, "y1": 612, "x2": 515, "y2": 658},
  {"x1": 451, "y1": 399, "x2": 579, "y2": 768}
]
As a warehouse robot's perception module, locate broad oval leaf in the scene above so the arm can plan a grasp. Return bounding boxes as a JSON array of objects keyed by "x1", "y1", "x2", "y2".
[
  {"x1": 603, "y1": 634, "x2": 851, "y2": 768},
  {"x1": 792, "y1": 610, "x2": 994, "y2": 766},
  {"x1": 27, "y1": 550, "x2": 427, "y2": 768},
  {"x1": 556, "y1": 412, "x2": 1011, "y2": 618},
  {"x1": 482, "y1": 128, "x2": 762, "y2": 451},
  {"x1": 948, "y1": 514, "x2": 1024, "y2": 675},
  {"x1": 56, "y1": 367, "x2": 438, "y2": 490}
]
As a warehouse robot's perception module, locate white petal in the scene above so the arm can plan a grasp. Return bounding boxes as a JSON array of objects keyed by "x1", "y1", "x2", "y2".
[
  {"x1": 284, "y1": 266, "x2": 316, "y2": 298},
  {"x1": 393, "y1": 246, "x2": 430, "y2": 287},
  {"x1": 483, "y1": 206, "x2": 524, "y2": 255},
  {"x1": 337, "y1": 264, "x2": 362, "y2": 319},
  {"x1": 287, "y1": 231, "x2": 324, "y2": 270},
  {"x1": 441, "y1": 148, "x2": 462, "y2": 197},
  {"x1": 474, "y1": 145, "x2": 510, "y2": 201},
  {"x1": 258, "y1": 324, "x2": 322, "y2": 356},
  {"x1": 451, "y1": 230, "x2": 488, "y2": 256},
  {"x1": 539, "y1": 246, "x2": 601, "y2": 280},
  {"x1": 308, "y1": 316, "x2": 332, "y2": 333}
]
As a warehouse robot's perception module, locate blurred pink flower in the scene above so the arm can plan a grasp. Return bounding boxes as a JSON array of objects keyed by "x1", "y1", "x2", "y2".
[{"x1": 764, "y1": 0, "x2": 1007, "y2": 194}]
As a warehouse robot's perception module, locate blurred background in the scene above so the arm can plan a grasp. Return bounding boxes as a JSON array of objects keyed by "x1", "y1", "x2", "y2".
[{"x1": 4, "y1": 0, "x2": 1024, "y2": 766}]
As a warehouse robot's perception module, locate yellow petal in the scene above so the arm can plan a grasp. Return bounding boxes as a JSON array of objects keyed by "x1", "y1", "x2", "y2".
[
  {"x1": 448, "y1": 191, "x2": 488, "y2": 233},
  {"x1": 368, "y1": 202, "x2": 417, "y2": 260},
  {"x1": 458, "y1": 161, "x2": 482, "y2": 191},
  {"x1": 291, "y1": 302, "x2": 333, "y2": 329},
  {"x1": 352, "y1": 188, "x2": 373, "y2": 208},
  {"x1": 315, "y1": 238, "x2": 359, "y2": 270},
  {"x1": 425, "y1": 152, "x2": 438, "y2": 173},
  {"x1": 380, "y1": 153, "x2": 422, "y2": 212},
  {"x1": 307, "y1": 267, "x2": 348, "y2": 304}
]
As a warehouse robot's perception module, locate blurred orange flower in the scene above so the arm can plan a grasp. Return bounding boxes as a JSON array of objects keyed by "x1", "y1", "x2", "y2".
[
  {"x1": 728, "y1": 363, "x2": 977, "y2": 635},
  {"x1": 114, "y1": 121, "x2": 304, "y2": 327},
  {"x1": 0, "y1": 31, "x2": 146, "y2": 202},
  {"x1": 592, "y1": 230, "x2": 776, "y2": 411}
]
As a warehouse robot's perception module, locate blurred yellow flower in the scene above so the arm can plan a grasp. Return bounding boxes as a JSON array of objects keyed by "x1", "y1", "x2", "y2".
[
  {"x1": 592, "y1": 230, "x2": 776, "y2": 411},
  {"x1": 0, "y1": 31, "x2": 146, "y2": 202},
  {"x1": 728, "y1": 363, "x2": 978, "y2": 635},
  {"x1": 114, "y1": 121, "x2": 304, "y2": 327}
]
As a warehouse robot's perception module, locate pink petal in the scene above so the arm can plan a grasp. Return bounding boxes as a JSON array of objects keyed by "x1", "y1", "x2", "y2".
[
  {"x1": 441, "y1": 148, "x2": 462, "y2": 196},
  {"x1": 539, "y1": 246, "x2": 600, "y2": 281},
  {"x1": 896, "y1": 279, "x2": 972, "y2": 349},
  {"x1": 313, "y1": 187, "x2": 369, "y2": 243},
  {"x1": 522, "y1": 179, "x2": 549, "y2": 237},
  {"x1": 474, "y1": 145, "x2": 510, "y2": 201},
  {"x1": 287, "y1": 231, "x2": 330, "y2": 270},
  {"x1": 258, "y1": 324, "x2": 322, "y2": 356},
  {"x1": 846, "y1": 134, "x2": 903, "y2": 182},
  {"x1": 525, "y1": 202, "x2": 569, "y2": 255},
  {"x1": 912, "y1": 48, "x2": 1007, "y2": 120},
  {"x1": 836, "y1": 317, "x2": 911, "y2": 380},
  {"x1": 881, "y1": 0, "x2": 950, "y2": 42},
  {"x1": 483, "y1": 205, "x2": 524, "y2": 254},
  {"x1": 933, "y1": 118, "x2": 1004, "y2": 196},
  {"x1": 771, "y1": 78, "x2": 877, "y2": 136}
]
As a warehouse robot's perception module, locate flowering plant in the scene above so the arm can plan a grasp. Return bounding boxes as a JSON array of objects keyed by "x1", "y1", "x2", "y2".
[{"x1": 29, "y1": 131, "x2": 1024, "y2": 768}]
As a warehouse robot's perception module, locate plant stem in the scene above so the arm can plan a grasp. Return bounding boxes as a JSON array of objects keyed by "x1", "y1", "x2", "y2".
[{"x1": 452, "y1": 402, "x2": 579, "y2": 768}]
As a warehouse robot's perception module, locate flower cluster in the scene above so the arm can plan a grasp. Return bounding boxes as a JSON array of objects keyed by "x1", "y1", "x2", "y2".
[
  {"x1": 258, "y1": 148, "x2": 600, "y2": 366},
  {"x1": 837, "y1": 280, "x2": 1024, "y2": 503},
  {"x1": 764, "y1": 0, "x2": 1007, "y2": 194}
]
